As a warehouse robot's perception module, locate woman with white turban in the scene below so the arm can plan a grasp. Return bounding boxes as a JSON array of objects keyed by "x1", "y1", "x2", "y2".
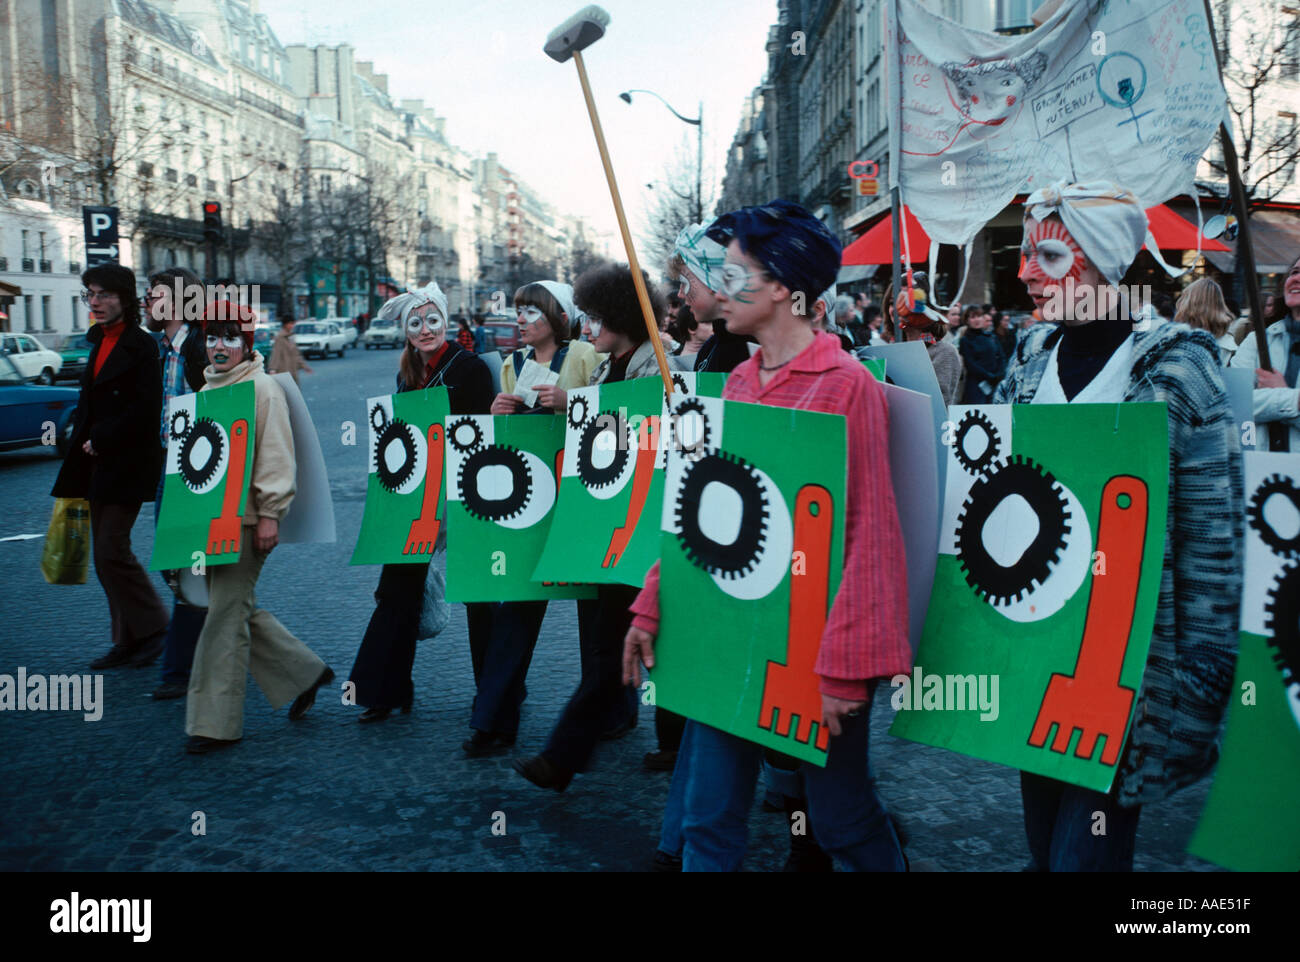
[
  {"x1": 996, "y1": 182, "x2": 1243, "y2": 871},
  {"x1": 347, "y1": 283, "x2": 496, "y2": 723}
]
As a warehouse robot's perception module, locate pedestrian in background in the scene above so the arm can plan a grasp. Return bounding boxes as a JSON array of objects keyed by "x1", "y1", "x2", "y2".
[
  {"x1": 1230, "y1": 252, "x2": 1300, "y2": 451},
  {"x1": 144, "y1": 265, "x2": 208, "y2": 700},
  {"x1": 888, "y1": 283, "x2": 964, "y2": 406},
  {"x1": 1175, "y1": 277, "x2": 1237, "y2": 365},
  {"x1": 958, "y1": 304, "x2": 1006, "y2": 403},
  {"x1": 53, "y1": 263, "x2": 169, "y2": 670},
  {"x1": 268, "y1": 315, "x2": 313, "y2": 385},
  {"x1": 184, "y1": 302, "x2": 333, "y2": 753},
  {"x1": 348, "y1": 283, "x2": 495, "y2": 723}
]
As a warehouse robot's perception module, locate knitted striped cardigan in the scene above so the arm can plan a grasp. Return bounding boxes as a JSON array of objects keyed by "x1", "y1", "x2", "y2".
[{"x1": 994, "y1": 321, "x2": 1244, "y2": 808}]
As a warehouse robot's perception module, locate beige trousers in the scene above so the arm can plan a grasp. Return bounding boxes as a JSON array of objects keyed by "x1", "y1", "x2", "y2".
[{"x1": 186, "y1": 542, "x2": 326, "y2": 740}]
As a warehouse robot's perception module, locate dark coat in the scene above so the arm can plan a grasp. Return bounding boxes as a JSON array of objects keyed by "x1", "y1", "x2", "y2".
[
  {"x1": 179, "y1": 324, "x2": 208, "y2": 392},
  {"x1": 959, "y1": 328, "x2": 1007, "y2": 404},
  {"x1": 395, "y1": 343, "x2": 493, "y2": 414},
  {"x1": 52, "y1": 322, "x2": 164, "y2": 504}
]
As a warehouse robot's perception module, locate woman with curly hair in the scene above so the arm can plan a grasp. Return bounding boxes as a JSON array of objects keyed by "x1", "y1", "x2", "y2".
[{"x1": 512, "y1": 264, "x2": 686, "y2": 791}]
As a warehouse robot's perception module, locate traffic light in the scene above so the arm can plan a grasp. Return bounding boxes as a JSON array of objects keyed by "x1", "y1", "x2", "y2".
[{"x1": 202, "y1": 201, "x2": 222, "y2": 246}]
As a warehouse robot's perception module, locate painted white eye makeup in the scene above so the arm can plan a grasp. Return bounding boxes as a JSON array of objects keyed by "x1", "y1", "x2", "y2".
[
  {"x1": 205, "y1": 335, "x2": 244, "y2": 349},
  {"x1": 407, "y1": 314, "x2": 444, "y2": 333},
  {"x1": 1035, "y1": 238, "x2": 1075, "y2": 280},
  {"x1": 516, "y1": 306, "x2": 545, "y2": 324}
]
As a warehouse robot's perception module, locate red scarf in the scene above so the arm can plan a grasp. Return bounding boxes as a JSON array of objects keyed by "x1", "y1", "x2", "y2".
[
  {"x1": 422, "y1": 341, "x2": 452, "y2": 386},
  {"x1": 93, "y1": 322, "x2": 124, "y2": 378}
]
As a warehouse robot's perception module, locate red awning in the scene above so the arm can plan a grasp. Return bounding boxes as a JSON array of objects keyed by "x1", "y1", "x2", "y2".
[
  {"x1": 842, "y1": 206, "x2": 932, "y2": 266},
  {"x1": 1144, "y1": 204, "x2": 1229, "y2": 252}
]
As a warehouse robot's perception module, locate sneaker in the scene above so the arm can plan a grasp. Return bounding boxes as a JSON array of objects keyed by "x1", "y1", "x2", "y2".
[
  {"x1": 642, "y1": 749, "x2": 677, "y2": 771},
  {"x1": 151, "y1": 682, "x2": 189, "y2": 701}
]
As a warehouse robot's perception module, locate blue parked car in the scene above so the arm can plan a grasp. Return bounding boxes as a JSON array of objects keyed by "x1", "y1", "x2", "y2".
[{"x1": 0, "y1": 352, "x2": 80, "y2": 457}]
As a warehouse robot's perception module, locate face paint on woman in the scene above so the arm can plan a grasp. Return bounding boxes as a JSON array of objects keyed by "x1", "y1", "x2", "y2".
[{"x1": 1020, "y1": 218, "x2": 1086, "y2": 285}]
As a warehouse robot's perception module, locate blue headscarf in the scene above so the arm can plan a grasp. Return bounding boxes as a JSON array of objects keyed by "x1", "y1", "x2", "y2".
[{"x1": 706, "y1": 200, "x2": 842, "y2": 300}]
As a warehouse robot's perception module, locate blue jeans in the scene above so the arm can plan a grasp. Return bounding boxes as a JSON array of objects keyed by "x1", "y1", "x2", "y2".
[
  {"x1": 1019, "y1": 771, "x2": 1141, "y2": 871},
  {"x1": 159, "y1": 601, "x2": 206, "y2": 686},
  {"x1": 677, "y1": 715, "x2": 905, "y2": 872}
]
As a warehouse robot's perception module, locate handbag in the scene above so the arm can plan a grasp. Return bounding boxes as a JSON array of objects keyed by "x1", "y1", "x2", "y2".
[
  {"x1": 41, "y1": 498, "x2": 91, "y2": 585},
  {"x1": 416, "y1": 528, "x2": 450, "y2": 640}
]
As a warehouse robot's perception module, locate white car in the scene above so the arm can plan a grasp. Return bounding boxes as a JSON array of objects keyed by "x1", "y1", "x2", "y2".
[
  {"x1": 362, "y1": 318, "x2": 404, "y2": 349},
  {"x1": 322, "y1": 316, "x2": 358, "y2": 350},
  {"x1": 293, "y1": 321, "x2": 348, "y2": 358},
  {"x1": 0, "y1": 333, "x2": 63, "y2": 385}
]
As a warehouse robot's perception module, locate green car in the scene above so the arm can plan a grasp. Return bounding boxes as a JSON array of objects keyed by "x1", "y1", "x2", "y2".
[{"x1": 58, "y1": 333, "x2": 93, "y2": 382}]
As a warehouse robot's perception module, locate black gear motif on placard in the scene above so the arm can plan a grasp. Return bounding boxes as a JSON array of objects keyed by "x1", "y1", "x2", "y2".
[
  {"x1": 447, "y1": 416, "x2": 484, "y2": 454},
  {"x1": 458, "y1": 445, "x2": 531, "y2": 522},
  {"x1": 671, "y1": 396, "x2": 713, "y2": 457},
  {"x1": 1248, "y1": 474, "x2": 1300, "y2": 558},
  {"x1": 664, "y1": 372, "x2": 690, "y2": 406},
  {"x1": 178, "y1": 417, "x2": 224, "y2": 491},
  {"x1": 953, "y1": 409, "x2": 1002, "y2": 477},
  {"x1": 576, "y1": 412, "x2": 631, "y2": 489},
  {"x1": 674, "y1": 451, "x2": 769, "y2": 579},
  {"x1": 567, "y1": 394, "x2": 591, "y2": 430},
  {"x1": 169, "y1": 409, "x2": 192, "y2": 442},
  {"x1": 369, "y1": 402, "x2": 388, "y2": 432},
  {"x1": 956, "y1": 455, "x2": 1071, "y2": 606},
  {"x1": 373, "y1": 419, "x2": 418, "y2": 493},
  {"x1": 1264, "y1": 563, "x2": 1300, "y2": 692}
]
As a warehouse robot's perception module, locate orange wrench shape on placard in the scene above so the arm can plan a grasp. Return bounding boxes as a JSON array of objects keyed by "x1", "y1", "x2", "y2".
[
  {"x1": 404, "y1": 424, "x2": 444, "y2": 555},
  {"x1": 206, "y1": 418, "x2": 249, "y2": 556},
  {"x1": 758, "y1": 484, "x2": 834, "y2": 752},
  {"x1": 602, "y1": 416, "x2": 658, "y2": 569},
  {"x1": 1029, "y1": 475, "x2": 1147, "y2": 765}
]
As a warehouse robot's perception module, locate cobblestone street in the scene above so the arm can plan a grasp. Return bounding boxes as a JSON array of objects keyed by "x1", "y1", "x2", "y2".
[{"x1": 0, "y1": 348, "x2": 1222, "y2": 872}]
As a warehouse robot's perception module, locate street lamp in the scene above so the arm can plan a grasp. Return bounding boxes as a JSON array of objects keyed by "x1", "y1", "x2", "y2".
[{"x1": 619, "y1": 89, "x2": 703, "y2": 225}]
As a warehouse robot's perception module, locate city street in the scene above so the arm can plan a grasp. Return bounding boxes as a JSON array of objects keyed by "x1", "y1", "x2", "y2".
[{"x1": 0, "y1": 345, "x2": 1222, "y2": 872}]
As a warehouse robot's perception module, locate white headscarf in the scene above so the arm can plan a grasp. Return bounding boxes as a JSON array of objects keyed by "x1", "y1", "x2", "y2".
[
  {"x1": 377, "y1": 281, "x2": 449, "y2": 327},
  {"x1": 674, "y1": 223, "x2": 728, "y2": 293},
  {"x1": 1024, "y1": 182, "x2": 1148, "y2": 288},
  {"x1": 536, "y1": 280, "x2": 584, "y2": 328}
]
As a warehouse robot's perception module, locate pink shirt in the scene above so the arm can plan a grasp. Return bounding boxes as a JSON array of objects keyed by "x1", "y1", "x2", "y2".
[{"x1": 630, "y1": 331, "x2": 911, "y2": 701}]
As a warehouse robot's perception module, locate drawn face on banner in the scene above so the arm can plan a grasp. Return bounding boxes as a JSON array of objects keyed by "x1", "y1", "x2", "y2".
[
  {"x1": 1019, "y1": 215, "x2": 1103, "y2": 323},
  {"x1": 942, "y1": 53, "x2": 1046, "y2": 137}
]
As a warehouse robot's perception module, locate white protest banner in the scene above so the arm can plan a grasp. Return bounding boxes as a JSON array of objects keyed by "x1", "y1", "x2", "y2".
[{"x1": 886, "y1": 0, "x2": 1225, "y2": 247}]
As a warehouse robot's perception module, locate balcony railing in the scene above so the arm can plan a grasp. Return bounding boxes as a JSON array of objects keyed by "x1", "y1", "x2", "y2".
[
  {"x1": 39, "y1": 260, "x2": 51, "y2": 273},
  {"x1": 237, "y1": 88, "x2": 305, "y2": 128},
  {"x1": 21, "y1": 258, "x2": 34, "y2": 272}
]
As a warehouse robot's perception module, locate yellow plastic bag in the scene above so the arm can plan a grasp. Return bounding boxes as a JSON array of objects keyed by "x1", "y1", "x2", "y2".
[{"x1": 41, "y1": 498, "x2": 90, "y2": 585}]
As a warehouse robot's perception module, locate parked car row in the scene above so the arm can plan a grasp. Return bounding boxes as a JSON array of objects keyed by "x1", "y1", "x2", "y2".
[
  {"x1": 0, "y1": 332, "x2": 63, "y2": 385},
  {"x1": 0, "y1": 352, "x2": 78, "y2": 456}
]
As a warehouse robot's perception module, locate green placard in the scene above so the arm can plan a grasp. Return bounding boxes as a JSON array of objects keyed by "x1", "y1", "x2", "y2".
[
  {"x1": 533, "y1": 372, "x2": 726, "y2": 586},
  {"x1": 890, "y1": 403, "x2": 1169, "y2": 792},
  {"x1": 444, "y1": 413, "x2": 595, "y2": 602},
  {"x1": 862, "y1": 357, "x2": 887, "y2": 382},
  {"x1": 151, "y1": 381, "x2": 256, "y2": 571},
  {"x1": 1188, "y1": 452, "x2": 1300, "y2": 871},
  {"x1": 651, "y1": 396, "x2": 847, "y2": 766},
  {"x1": 350, "y1": 388, "x2": 450, "y2": 565}
]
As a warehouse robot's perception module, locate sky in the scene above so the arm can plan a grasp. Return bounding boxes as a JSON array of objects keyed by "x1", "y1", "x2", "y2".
[{"x1": 260, "y1": 0, "x2": 779, "y2": 247}]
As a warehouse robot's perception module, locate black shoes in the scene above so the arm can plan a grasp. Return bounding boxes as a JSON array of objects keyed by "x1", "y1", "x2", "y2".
[
  {"x1": 151, "y1": 681, "x2": 188, "y2": 701},
  {"x1": 643, "y1": 749, "x2": 677, "y2": 771},
  {"x1": 462, "y1": 730, "x2": 516, "y2": 758},
  {"x1": 127, "y1": 632, "x2": 165, "y2": 668},
  {"x1": 357, "y1": 694, "x2": 412, "y2": 723},
  {"x1": 185, "y1": 735, "x2": 240, "y2": 754},
  {"x1": 89, "y1": 646, "x2": 135, "y2": 670},
  {"x1": 288, "y1": 666, "x2": 334, "y2": 721},
  {"x1": 599, "y1": 716, "x2": 637, "y2": 741},
  {"x1": 512, "y1": 754, "x2": 572, "y2": 792},
  {"x1": 650, "y1": 850, "x2": 683, "y2": 872}
]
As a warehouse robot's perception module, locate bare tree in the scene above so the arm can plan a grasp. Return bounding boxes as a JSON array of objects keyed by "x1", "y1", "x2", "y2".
[
  {"x1": 1207, "y1": 2, "x2": 1300, "y2": 207},
  {"x1": 639, "y1": 133, "x2": 717, "y2": 280},
  {"x1": 254, "y1": 182, "x2": 310, "y2": 318}
]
